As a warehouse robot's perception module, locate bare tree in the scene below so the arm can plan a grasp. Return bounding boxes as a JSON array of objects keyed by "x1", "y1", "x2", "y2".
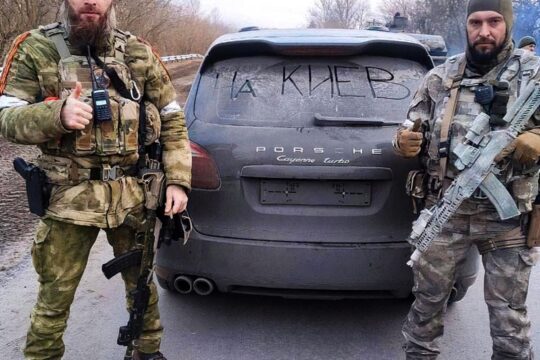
[
  {"x1": 309, "y1": 0, "x2": 370, "y2": 29},
  {"x1": 379, "y1": 0, "x2": 415, "y2": 18},
  {"x1": 114, "y1": 0, "x2": 232, "y2": 56},
  {"x1": 410, "y1": 0, "x2": 468, "y2": 54},
  {"x1": 513, "y1": 0, "x2": 540, "y2": 43},
  {"x1": 0, "y1": 0, "x2": 232, "y2": 60},
  {"x1": 378, "y1": 0, "x2": 467, "y2": 54},
  {"x1": 0, "y1": 0, "x2": 61, "y2": 59}
]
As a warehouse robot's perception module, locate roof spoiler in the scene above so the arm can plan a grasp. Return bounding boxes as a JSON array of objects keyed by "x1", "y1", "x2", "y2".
[{"x1": 200, "y1": 39, "x2": 434, "y2": 72}]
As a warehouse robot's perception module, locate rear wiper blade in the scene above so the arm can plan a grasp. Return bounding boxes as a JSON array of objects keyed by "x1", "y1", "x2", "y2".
[{"x1": 314, "y1": 113, "x2": 402, "y2": 127}]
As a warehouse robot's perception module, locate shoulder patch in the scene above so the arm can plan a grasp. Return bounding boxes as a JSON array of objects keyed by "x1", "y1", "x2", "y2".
[
  {"x1": 0, "y1": 31, "x2": 32, "y2": 95},
  {"x1": 136, "y1": 36, "x2": 172, "y2": 80}
]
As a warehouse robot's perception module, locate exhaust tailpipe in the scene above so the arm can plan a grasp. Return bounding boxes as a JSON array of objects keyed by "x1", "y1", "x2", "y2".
[
  {"x1": 173, "y1": 275, "x2": 193, "y2": 294},
  {"x1": 193, "y1": 277, "x2": 215, "y2": 296}
]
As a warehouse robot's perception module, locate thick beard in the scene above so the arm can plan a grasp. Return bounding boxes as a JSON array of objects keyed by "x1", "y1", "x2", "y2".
[
  {"x1": 467, "y1": 42, "x2": 505, "y2": 65},
  {"x1": 67, "y1": 3, "x2": 111, "y2": 50}
]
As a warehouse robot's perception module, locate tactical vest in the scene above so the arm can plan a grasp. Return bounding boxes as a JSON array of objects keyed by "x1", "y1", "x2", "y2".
[
  {"x1": 424, "y1": 51, "x2": 540, "y2": 212},
  {"x1": 39, "y1": 23, "x2": 140, "y2": 157}
]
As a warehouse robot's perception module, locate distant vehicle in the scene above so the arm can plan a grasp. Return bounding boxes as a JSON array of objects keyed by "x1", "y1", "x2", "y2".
[
  {"x1": 155, "y1": 29, "x2": 478, "y2": 300},
  {"x1": 406, "y1": 33, "x2": 448, "y2": 65},
  {"x1": 366, "y1": 17, "x2": 449, "y2": 66}
]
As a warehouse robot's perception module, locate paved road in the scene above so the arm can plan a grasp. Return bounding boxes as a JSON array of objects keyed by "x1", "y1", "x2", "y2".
[{"x1": 1, "y1": 234, "x2": 539, "y2": 360}]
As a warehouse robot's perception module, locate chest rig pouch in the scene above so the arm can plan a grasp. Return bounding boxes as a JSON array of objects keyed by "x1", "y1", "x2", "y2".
[{"x1": 41, "y1": 24, "x2": 140, "y2": 157}]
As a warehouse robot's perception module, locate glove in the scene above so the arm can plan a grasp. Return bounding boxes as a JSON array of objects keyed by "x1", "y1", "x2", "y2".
[
  {"x1": 396, "y1": 119, "x2": 423, "y2": 158},
  {"x1": 513, "y1": 131, "x2": 540, "y2": 167},
  {"x1": 157, "y1": 208, "x2": 193, "y2": 248},
  {"x1": 496, "y1": 130, "x2": 540, "y2": 167}
]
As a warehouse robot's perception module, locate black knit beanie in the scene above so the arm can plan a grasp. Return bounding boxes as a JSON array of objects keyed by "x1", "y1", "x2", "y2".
[
  {"x1": 518, "y1": 36, "x2": 536, "y2": 48},
  {"x1": 467, "y1": 0, "x2": 513, "y2": 33}
]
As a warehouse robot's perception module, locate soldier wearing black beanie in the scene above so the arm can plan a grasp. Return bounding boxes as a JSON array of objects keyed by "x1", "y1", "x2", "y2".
[
  {"x1": 397, "y1": 0, "x2": 540, "y2": 359},
  {"x1": 466, "y1": 0, "x2": 514, "y2": 73}
]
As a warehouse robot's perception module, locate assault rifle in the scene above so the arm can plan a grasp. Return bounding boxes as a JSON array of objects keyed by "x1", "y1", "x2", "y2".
[
  {"x1": 102, "y1": 147, "x2": 166, "y2": 360},
  {"x1": 101, "y1": 143, "x2": 191, "y2": 359},
  {"x1": 408, "y1": 81, "x2": 540, "y2": 265}
]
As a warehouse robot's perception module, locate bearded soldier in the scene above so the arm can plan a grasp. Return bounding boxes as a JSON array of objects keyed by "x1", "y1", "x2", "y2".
[
  {"x1": 0, "y1": 0, "x2": 191, "y2": 359},
  {"x1": 394, "y1": 0, "x2": 540, "y2": 359}
]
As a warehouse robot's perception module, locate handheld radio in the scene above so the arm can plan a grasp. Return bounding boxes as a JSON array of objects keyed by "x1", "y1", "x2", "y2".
[{"x1": 87, "y1": 46, "x2": 112, "y2": 123}]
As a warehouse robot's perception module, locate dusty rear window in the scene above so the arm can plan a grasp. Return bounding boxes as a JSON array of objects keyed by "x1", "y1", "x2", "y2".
[{"x1": 194, "y1": 55, "x2": 427, "y2": 127}]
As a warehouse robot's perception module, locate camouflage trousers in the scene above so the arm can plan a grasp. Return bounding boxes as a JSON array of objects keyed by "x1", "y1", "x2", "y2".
[
  {"x1": 23, "y1": 217, "x2": 163, "y2": 360},
  {"x1": 402, "y1": 213, "x2": 539, "y2": 360}
]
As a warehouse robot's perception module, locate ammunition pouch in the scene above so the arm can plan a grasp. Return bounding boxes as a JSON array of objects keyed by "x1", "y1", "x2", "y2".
[
  {"x1": 527, "y1": 204, "x2": 540, "y2": 248},
  {"x1": 406, "y1": 170, "x2": 428, "y2": 214},
  {"x1": 489, "y1": 81, "x2": 510, "y2": 127},
  {"x1": 471, "y1": 81, "x2": 510, "y2": 127},
  {"x1": 13, "y1": 158, "x2": 51, "y2": 217},
  {"x1": 512, "y1": 174, "x2": 539, "y2": 213}
]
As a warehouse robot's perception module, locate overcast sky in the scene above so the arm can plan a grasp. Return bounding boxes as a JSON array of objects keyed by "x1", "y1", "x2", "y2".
[{"x1": 199, "y1": 0, "x2": 383, "y2": 29}]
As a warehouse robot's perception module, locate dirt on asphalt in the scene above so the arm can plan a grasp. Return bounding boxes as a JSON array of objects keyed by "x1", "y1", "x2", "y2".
[{"x1": 0, "y1": 59, "x2": 201, "y2": 278}]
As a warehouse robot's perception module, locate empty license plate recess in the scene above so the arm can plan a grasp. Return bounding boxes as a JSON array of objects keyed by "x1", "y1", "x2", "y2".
[{"x1": 260, "y1": 180, "x2": 371, "y2": 206}]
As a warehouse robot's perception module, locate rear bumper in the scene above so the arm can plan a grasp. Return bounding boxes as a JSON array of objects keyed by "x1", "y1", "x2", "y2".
[{"x1": 157, "y1": 230, "x2": 428, "y2": 298}]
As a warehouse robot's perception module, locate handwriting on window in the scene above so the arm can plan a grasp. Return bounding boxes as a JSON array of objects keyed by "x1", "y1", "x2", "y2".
[{"x1": 212, "y1": 65, "x2": 412, "y2": 101}]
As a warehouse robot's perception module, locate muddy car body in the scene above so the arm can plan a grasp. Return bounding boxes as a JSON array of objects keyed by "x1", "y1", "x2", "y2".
[{"x1": 155, "y1": 29, "x2": 478, "y2": 299}]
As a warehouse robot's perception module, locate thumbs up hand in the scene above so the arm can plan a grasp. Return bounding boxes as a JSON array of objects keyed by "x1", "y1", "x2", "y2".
[
  {"x1": 396, "y1": 118, "x2": 424, "y2": 158},
  {"x1": 60, "y1": 82, "x2": 93, "y2": 130}
]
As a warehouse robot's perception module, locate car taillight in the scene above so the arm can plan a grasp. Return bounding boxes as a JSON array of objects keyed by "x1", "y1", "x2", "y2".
[{"x1": 190, "y1": 141, "x2": 221, "y2": 190}]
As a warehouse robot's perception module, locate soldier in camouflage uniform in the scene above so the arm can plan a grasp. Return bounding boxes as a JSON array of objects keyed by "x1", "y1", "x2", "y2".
[
  {"x1": 394, "y1": 0, "x2": 540, "y2": 359},
  {"x1": 518, "y1": 36, "x2": 537, "y2": 53},
  {"x1": 0, "y1": 0, "x2": 191, "y2": 359}
]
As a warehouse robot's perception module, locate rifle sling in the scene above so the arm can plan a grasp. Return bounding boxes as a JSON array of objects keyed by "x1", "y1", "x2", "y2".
[
  {"x1": 438, "y1": 59, "x2": 467, "y2": 187},
  {"x1": 90, "y1": 52, "x2": 134, "y2": 101}
]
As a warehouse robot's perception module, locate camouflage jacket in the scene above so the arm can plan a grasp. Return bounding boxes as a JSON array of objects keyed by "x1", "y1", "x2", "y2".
[
  {"x1": 0, "y1": 26, "x2": 192, "y2": 228},
  {"x1": 395, "y1": 50, "x2": 540, "y2": 215}
]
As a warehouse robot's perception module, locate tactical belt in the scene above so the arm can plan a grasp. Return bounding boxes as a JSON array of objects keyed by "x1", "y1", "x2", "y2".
[
  {"x1": 477, "y1": 227, "x2": 527, "y2": 254},
  {"x1": 88, "y1": 164, "x2": 138, "y2": 181},
  {"x1": 38, "y1": 155, "x2": 138, "y2": 183},
  {"x1": 66, "y1": 163, "x2": 137, "y2": 182}
]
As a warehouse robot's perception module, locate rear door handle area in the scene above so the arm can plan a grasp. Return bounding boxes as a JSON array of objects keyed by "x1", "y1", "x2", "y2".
[{"x1": 240, "y1": 165, "x2": 393, "y2": 180}]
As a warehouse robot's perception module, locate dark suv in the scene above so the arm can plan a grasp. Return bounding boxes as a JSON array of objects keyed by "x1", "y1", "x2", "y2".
[{"x1": 155, "y1": 29, "x2": 478, "y2": 299}]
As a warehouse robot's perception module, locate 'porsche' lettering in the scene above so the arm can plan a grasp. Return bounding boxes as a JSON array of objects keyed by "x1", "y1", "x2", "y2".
[{"x1": 256, "y1": 147, "x2": 384, "y2": 155}]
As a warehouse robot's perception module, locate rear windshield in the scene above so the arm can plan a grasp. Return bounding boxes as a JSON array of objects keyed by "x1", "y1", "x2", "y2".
[{"x1": 194, "y1": 55, "x2": 428, "y2": 127}]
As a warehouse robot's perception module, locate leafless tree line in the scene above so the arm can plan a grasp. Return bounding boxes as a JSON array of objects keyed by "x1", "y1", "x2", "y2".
[
  {"x1": 310, "y1": 0, "x2": 540, "y2": 55},
  {"x1": 3, "y1": 0, "x2": 539, "y2": 61},
  {"x1": 1, "y1": 0, "x2": 233, "y2": 59},
  {"x1": 309, "y1": 0, "x2": 468, "y2": 52},
  {"x1": 308, "y1": 0, "x2": 370, "y2": 29},
  {"x1": 0, "y1": 0, "x2": 62, "y2": 59},
  {"x1": 115, "y1": 0, "x2": 233, "y2": 56},
  {"x1": 381, "y1": 0, "x2": 540, "y2": 54}
]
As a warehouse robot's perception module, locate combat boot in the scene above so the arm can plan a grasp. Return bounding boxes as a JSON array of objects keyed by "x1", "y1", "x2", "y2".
[{"x1": 133, "y1": 350, "x2": 167, "y2": 360}]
